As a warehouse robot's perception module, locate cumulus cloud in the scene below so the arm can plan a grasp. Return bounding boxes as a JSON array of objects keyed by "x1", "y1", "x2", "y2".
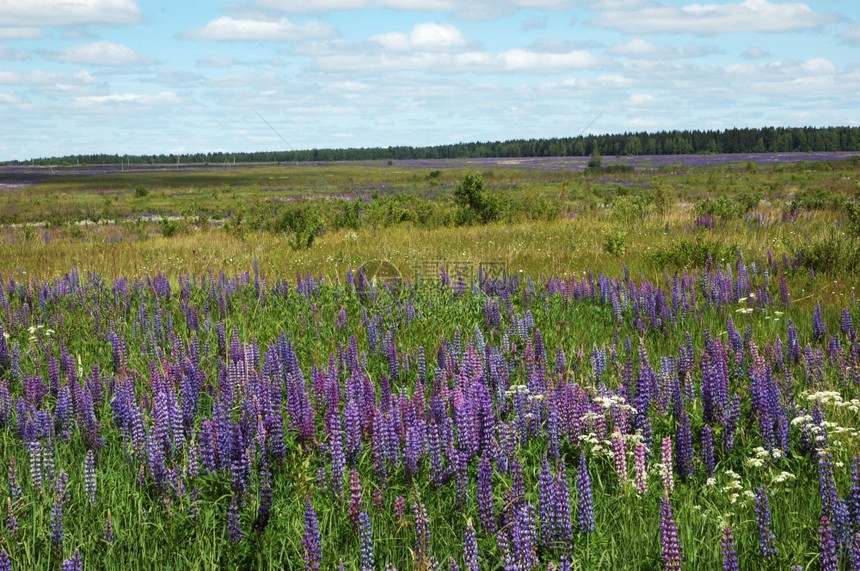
[
  {"x1": 0, "y1": 26, "x2": 43, "y2": 39},
  {"x1": 48, "y1": 41, "x2": 152, "y2": 66},
  {"x1": 590, "y1": 0, "x2": 836, "y2": 35},
  {"x1": 252, "y1": 0, "x2": 579, "y2": 20},
  {"x1": 0, "y1": 45, "x2": 29, "y2": 60},
  {"x1": 371, "y1": 22, "x2": 468, "y2": 52},
  {"x1": 607, "y1": 38, "x2": 711, "y2": 59},
  {"x1": 841, "y1": 27, "x2": 860, "y2": 47},
  {"x1": 182, "y1": 16, "x2": 334, "y2": 42},
  {"x1": 71, "y1": 90, "x2": 180, "y2": 108},
  {"x1": 0, "y1": 0, "x2": 142, "y2": 27},
  {"x1": 741, "y1": 46, "x2": 768, "y2": 59},
  {"x1": 0, "y1": 69, "x2": 97, "y2": 85},
  {"x1": 196, "y1": 56, "x2": 238, "y2": 68}
]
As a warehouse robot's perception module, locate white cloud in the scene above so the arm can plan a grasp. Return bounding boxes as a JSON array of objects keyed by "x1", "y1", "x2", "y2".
[
  {"x1": 0, "y1": 46, "x2": 29, "y2": 60},
  {"x1": 48, "y1": 41, "x2": 152, "y2": 66},
  {"x1": 0, "y1": 26, "x2": 43, "y2": 39},
  {"x1": 741, "y1": 46, "x2": 768, "y2": 59},
  {"x1": 371, "y1": 22, "x2": 468, "y2": 52},
  {"x1": 0, "y1": 0, "x2": 142, "y2": 27},
  {"x1": 71, "y1": 90, "x2": 180, "y2": 108},
  {"x1": 842, "y1": 27, "x2": 860, "y2": 47},
  {"x1": 196, "y1": 57, "x2": 238, "y2": 68},
  {"x1": 183, "y1": 16, "x2": 334, "y2": 42},
  {"x1": 252, "y1": 0, "x2": 579, "y2": 20},
  {"x1": 627, "y1": 93, "x2": 656, "y2": 105},
  {"x1": 590, "y1": 0, "x2": 835, "y2": 35},
  {"x1": 310, "y1": 47, "x2": 606, "y2": 74},
  {"x1": 607, "y1": 38, "x2": 711, "y2": 59},
  {"x1": 0, "y1": 69, "x2": 97, "y2": 85}
]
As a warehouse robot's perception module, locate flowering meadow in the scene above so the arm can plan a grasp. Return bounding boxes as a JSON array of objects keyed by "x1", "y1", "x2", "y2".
[
  {"x1": 0, "y1": 253, "x2": 859, "y2": 570},
  {"x1": 2, "y1": 156, "x2": 860, "y2": 569}
]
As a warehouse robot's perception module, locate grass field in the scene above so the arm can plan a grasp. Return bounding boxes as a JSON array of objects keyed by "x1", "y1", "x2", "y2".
[{"x1": 1, "y1": 154, "x2": 859, "y2": 569}]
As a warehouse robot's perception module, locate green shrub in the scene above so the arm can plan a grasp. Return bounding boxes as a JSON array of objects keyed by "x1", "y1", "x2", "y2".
[
  {"x1": 134, "y1": 185, "x2": 149, "y2": 198},
  {"x1": 603, "y1": 229, "x2": 626, "y2": 256},
  {"x1": 648, "y1": 237, "x2": 736, "y2": 268},
  {"x1": 454, "y1": 171, "x2": 500, "y2": 225}
]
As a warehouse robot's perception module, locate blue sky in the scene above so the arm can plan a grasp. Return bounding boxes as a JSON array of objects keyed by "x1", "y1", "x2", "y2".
[{"x1": 0, "y1": 0, "x2": 858, "y2": 160}]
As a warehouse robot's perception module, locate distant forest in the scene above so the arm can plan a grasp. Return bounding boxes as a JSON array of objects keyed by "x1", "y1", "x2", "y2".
[{"x1": 9, "y1": 125, "x2": 860, "y2": 166}]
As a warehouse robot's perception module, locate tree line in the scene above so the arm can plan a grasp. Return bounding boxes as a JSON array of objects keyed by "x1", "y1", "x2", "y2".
[{"x1": 8, "y1": 125, "x2": 860, "y2": 166}]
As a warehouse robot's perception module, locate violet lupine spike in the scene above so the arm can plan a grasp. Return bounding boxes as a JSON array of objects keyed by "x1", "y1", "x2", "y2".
[
  {"x1": 60, "y1": 548, "x2": 83, "y2": 571},
  {"x1": 538, "y1": 457, "x2": 555, "y2": 549},
  {"x1": 660, "y1": 495, "x2": 682, "y2": 571},
  {"x1": 512, "y1": 502, "x2": 538, "y2": 571},
  {"x1": 477, "y1": 455, "x2": 495, "y2": 535},
  {"x1": 50, "y1": 490, "x2": 64, "y2": 549},
  {"x1": 660, "y1": 437, "x2": 674, "y2": 494},
  {"x1": 721, "y1": 526, "x2": 739, "y2": 571},
  {"x1": 359, "y1": 511, "x2": 374, "y2": 571},
  {"x1": 7, "y1": 457, "x2": 22, "y2": 502},
  {"x1": 554, "y1": 469, "x2": 572, "y2": 552},
  {"x1": 851, "y1": 532, "x2": 860, "y2": 571},
  {"x1": 754, "y1": 487, "x2": 778, "y2": 560},
  {"x1": 463, "y1": 519, "x2": 479, "y2": 571},
  {"x1": 634, "y1": 442, "x2": 648, "y2": 496},
  {"x1": 227, "y1": 493, "x2": 242, "y2": 542},
  {"x1": 252, "y1": 464, "x2": 273, "y2": 533},
  {"x1": 675, "y1": 411, "x2": 694, "y2": 481},
  {"x1": 413, "y1": 502, "x2": 431, "y2": 565},
  {"x1": 0, "y1": 548, "x2": 10, "y2": 571},
  {"x1": 819, "y1": 514, "x2": 839, "y2": 571},
  {"x1": 84, "y1": 449, "x2": 96, "y2": 505},
  {"x1": 349, "y1": 469, "x2": 362, "y2": 529},
  {"x1": 303, "y1": 498, "x2": 322, "y2": 571},
  {"x1": 576, "y1": 452, "x2": 595, "y2": 533},
  {"x1": 701, "y1": 425, "x2": 715, "y2": 478},
  {"x1": 611, "y1": 434, "x2": 627, "y2": 484},
  {"x1": 329, "y1": 413, "x2": 345, "y2": 496},
  {"x1": 6, "y1": 497, "x2": 17, "y2": 540}
]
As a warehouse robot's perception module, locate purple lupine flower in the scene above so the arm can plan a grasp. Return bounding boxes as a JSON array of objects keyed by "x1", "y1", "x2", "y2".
[
  {"x1": 634, "y1": 442, "x2": 648, "y2": 495},
  {"x1": 50, "y1": 491, "x2": 64, "y2": 549},
  {"x1": 754, "y1": 487, "x2": 778, "y2": 559},
  {"x1": 554, "y1": 469, "x2": 572, "y2": 552},
  {"x1": 577, "y1": 452, "x2": 595, "y2": 533},
  {"x1": 103, "y1": 509, "x2": 115, "y2": 544},
  {"x1": 721, "y1": 526, "x2": 739, "y2": 571},
  {"x1": 660, "y1": 495, "x2": 682, "y2": 571},
  {"x1": 252, "y1": 464, "x2": 273, "y2": 533},
  {"x1": 7, "y1": 457, "x2": 22, "y2": 501},
  {"x1": 675, "y1": 411, "x2": 693, "y2": 481},
  {"x1": 303, "y1": 498, "x2": 322, "y2": 571},
  {"x1": 6, "y1": 497, "x2": 16, "y2": 539},
  {"x1": 477, "y1": 455, "x2": 495, "y2": 534},
  {"x1": 359, "y1": 511, "x2": 374, "y2": 571},
  {"x1": 84, "y1": 449, "x2": 96, "y2": 504},
  {"x1": 28, "y1": 440, "x2": 42, "y2": 494},
  {"x1": 701, "y1": 425, "x2": 715, "y2": 477},
  {"x1": 463, "y1": 519, "x2": 478, "y2": 571},
  {"x1": 849, "y1": 456, "x2": 860, "y2": 535},
  {"x1": 227, "y1": 493, "x2": 242, "y2": 542},
  {"x1": 611, "y1": 434, "x2": 627, "y2": 484},
  {"x1": 0, "y1": 548, "x2": 10, "y2": 571},
  {"x1": 539, "y1": 458, "x2": 555, "y2": 549},
  {"x1": 393, "y1": 496, "x2": 406, "y2": 524},
  {"x1": 850, "y1": 532, "x2": 860, "y2": 571},
  {"x1": 813, "y1": 302, "x2": 826, "y2": 342},
  {"x1": 349, "y1": 469, "x2": 362, "y2": 529},
  {"x1": 512, "y1": 502, "x2": 538, "y2": 570},
  {"x1": 660, "y1": 437, "x2": 674, "y2": 494},
  {"x1": 819, "y1": 514, "x2": 838, "y2": 571},
  {"x1": 61, "y1": 548, "x2": 83, "y2": 571},
  {"x1": 413, "y1": 502, "x2": 432, "y2": 566},
  {"x1": 329, "y1": 413, "x2": 345, "y2": 496}
]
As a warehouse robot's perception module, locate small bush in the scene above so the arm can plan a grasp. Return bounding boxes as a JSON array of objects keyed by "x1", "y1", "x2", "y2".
[
  {"x1": 134, "y1": 185, "x2": 149, "y2": 198},
  {"x1": 648, "y1": 237, "x2": 736, "y2": 268},
  {"x1": 603, "y1": 229, "x2": 626, "y2": 256}
]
